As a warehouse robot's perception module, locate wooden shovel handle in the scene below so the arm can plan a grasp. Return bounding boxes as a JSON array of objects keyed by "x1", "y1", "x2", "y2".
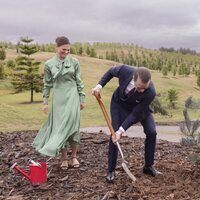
[
  {"x1": 94, "y1": 93, "x2": 116, "y2": 140},
  {"x1": 94, "y1": 93, "x2": 137, "y2": 183}
]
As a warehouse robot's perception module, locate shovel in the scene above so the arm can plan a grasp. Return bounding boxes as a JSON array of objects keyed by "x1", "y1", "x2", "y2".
[{"x1": 94, "y1": 93, "x2": 136, "y2": 182}]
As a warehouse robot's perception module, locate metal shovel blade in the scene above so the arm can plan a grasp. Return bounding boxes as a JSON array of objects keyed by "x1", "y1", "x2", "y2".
[
  {"x1": 116, "y1": 142, "x2": 137, "y2": 182},
  {"x1": 121, "y1": 162, "x2": 137, "y2": 182}
]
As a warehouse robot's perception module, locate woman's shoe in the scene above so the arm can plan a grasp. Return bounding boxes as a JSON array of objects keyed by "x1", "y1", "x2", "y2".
[
  {"x1": 71, "y1": 157, "x2": 80, "y2": 168},
  {"x1": 60, "y1": 159, "x2": 68, "y2": 170}
]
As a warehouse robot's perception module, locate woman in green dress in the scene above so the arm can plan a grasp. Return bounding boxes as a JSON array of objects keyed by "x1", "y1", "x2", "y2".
[{"x1": 33, "y1": 36, "x2": 85, "y2": 169}]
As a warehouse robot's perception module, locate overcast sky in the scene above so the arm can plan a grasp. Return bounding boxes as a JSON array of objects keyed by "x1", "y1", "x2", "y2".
[{"x1": 1, "y1": 0, "x2": 200, "y2": 51}]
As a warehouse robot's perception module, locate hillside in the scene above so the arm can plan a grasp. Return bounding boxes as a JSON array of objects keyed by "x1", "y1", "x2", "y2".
[{"x1": 0, "y1": 49, "x2": 199, "y2": 132}]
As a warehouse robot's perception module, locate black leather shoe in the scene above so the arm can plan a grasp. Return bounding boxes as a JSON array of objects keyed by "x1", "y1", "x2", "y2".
[
  {"x1": 106, "y1": 171, "x2": 115, "y2": 182},
  {"x1": 143, "y1": 166, "x2": 162, "y2": 177}
]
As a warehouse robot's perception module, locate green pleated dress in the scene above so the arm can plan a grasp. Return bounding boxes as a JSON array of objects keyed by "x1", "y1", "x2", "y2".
[{"x1": 33, "y1": 55, "x2": 85, "y2": 157}]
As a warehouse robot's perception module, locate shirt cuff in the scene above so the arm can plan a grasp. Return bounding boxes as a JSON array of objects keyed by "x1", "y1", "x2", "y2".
[
  {"x1": 96, "y1": 84, "x2": 102, "y2": 89},
  {"x1": 116, "y1": 126, "x2": 125, "y2": 135}
]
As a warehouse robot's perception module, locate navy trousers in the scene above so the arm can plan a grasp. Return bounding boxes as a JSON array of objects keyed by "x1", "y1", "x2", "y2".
[{"x1": 108, "y1": 101, "x2": 157, "y2": 172}]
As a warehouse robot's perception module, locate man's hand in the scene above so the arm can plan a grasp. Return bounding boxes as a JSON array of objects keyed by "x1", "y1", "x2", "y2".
[
  {"x1": 112, "y1": 132, "x2": 121, "y2": 143},
  {"x1": 91, "y1": 84, "x2": 102, "y2": 96},
  {"x1": 43, "y1": 104, "x2": 48, "y2": 115},
  {"x1": 112, "y1": 127, "x2": 125, "y2": 143}
]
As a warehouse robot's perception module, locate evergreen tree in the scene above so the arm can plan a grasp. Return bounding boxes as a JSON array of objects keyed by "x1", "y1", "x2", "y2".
[
  {"x1": 167, "y1": 88, "x2": 178, "y2": 108},
  {"x1": 11, "y1": 37, "x2": 43, "y2": 103},
  {"x1": 196, "y1": 70, "x2": 200, "y2": 88},
  {"x1": 172, "y1": 65, "x2": 177, "y2": 77},
  {"x1": 86, "y1": 46, "x2": 91, "y2": 55},
  {"x1": 105, "y1": 51, "x2": 110, "y2": 60},
  {"x1": 6, "y1": 60, "x2": 16, "y2": 69},
  {"x1": 0, "y1": 46, "x2": 6, "y2": 79},
  {"x1": 162, "y1": 66, "x2": 168, "y2": 77},
  {"x1": 70, "y1": 46, "x2": 75, "y2": 54},
  {"x1": 0, "y1": 46, "x2": 6, "y2": 60},
  {"x1": 78, "y1": 46, "x2": 83, "y2": 55},
  {"x1": 90, "y1": 48, "x2": 96, "y2": 57}
]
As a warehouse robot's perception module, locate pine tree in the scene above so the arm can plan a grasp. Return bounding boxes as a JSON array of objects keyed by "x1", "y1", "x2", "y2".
[
  {"x1": 196, "y1": 70, "x2": 200, "y2": 88},
  {"x1": 90, "y1": 48, "x2": 96, "y2": 57},
  {"x1": 0, "y1": 46, "x2": 6, "y2": 60},
  {"x1": 172, "y1": 65, "x2": 177, "y2": 77},
  {"x1": 11, "y1": 37, "x2": 43, "y2": 103},
  {"x1": 86, "y1": 46, "x2": 91, "y2": 56},
  {"x1": 167, "y1": 88, "x2": 178, "y2": 108},
  {"x1": 0, "y1": 46, "x2": 6, "y2": 79},
  {"x1": 162, "y1": 65, "x2": 168, "y2": 77},
  {"x1": 78, "y1": 46, "x2": 83, "y2": 55}
]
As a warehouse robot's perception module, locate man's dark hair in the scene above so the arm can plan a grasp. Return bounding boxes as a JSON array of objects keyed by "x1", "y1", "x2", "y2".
[
  {"x1": 55, "y1": 36, "x2": 70, "y2": 47},
  {"x1": 134, "y1": 67, "x2": 151, "y2": 83}
]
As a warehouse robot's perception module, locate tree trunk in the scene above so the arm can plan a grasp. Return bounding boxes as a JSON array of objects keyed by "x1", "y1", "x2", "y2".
[{"x1": 31, "y1": 87, "x2": 34, "y2": 103}]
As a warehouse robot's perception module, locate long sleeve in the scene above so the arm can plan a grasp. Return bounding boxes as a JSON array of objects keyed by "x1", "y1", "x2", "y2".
[
  {"x1": 43, "y1": 64, "x2": 53, "y2": 104},
  {"x1": 75, "y1": 61, "x2": 85, "y2": 104},
  {"x1": 98, "y1": 65, "x2": 123, "y2": 87}
]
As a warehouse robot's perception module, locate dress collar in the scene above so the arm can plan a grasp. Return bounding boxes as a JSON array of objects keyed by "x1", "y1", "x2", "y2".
[{"x1": 55, "y1": 55, "x2": 70, "y2": 68}]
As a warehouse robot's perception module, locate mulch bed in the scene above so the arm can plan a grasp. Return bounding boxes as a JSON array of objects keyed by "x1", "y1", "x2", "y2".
[{"x1": 0, "y1": 130, "x2": 199, "y2": 200}]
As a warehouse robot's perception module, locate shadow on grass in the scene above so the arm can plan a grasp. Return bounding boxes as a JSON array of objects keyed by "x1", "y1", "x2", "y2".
[{"x1": 19, "y1": 101, "x2": 43, "y2": 104}]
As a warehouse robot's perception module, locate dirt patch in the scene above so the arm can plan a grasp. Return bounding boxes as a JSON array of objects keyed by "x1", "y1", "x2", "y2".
[{"x1": 0, "y1": 131, "x2": 199, "y2": 200}]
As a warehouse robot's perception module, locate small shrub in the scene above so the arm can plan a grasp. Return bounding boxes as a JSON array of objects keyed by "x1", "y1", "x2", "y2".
[{"x1": 180, "y1": 96, "x2": 200, "y2": 165}]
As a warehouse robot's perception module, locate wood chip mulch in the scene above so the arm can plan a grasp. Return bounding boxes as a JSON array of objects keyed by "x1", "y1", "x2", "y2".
[{"x1": 0, "y1": 130, "x2": 199, "y2": 200}]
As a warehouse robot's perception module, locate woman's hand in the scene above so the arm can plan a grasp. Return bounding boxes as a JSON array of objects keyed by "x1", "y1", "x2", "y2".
[
  {"x1": 80, "y1": 103, "x2": 85, "y2": 110},
  {"x1": 43, "y1": 104, "x2": 48, "y2": 115}
]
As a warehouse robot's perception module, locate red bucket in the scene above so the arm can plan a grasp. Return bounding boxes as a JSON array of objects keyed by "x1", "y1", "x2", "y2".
[{"x1": 29, "y1": 162, "x2": 47, "y2": 184}]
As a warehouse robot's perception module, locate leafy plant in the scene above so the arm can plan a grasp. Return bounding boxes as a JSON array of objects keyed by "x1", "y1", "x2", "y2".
[
  {"x1": 180, "y1": 96, "x2": 200, "y2": 164},
  {"x1": 150, "y1": 94, "x2": 169, "y2": 116},
  {"x1": 167, "y1": 89, "x2": 178, "y2": 108}
]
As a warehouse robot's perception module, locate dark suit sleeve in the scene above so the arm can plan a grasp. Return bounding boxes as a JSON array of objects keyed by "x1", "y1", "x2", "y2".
[
  {"x1": 98, "y1": 65, "x2": 123, "y2": 87},
  {"x1": 121, "y1": 89, "x2": 156, "y2": 131}
]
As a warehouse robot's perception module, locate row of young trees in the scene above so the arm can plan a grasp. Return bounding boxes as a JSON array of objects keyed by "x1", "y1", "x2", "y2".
[
  {"x1": 2, "y1": 40, "x2": 200, "y2": 73},
  {"x1": 159, "y1": 46, "x2": 199, "y2": 55},
  {"x1": 60, "y1": 42, "x2": 200, "y2": 85},
  {"x1": 1, "y1": 39, "x2": 200, "y2": 103}
]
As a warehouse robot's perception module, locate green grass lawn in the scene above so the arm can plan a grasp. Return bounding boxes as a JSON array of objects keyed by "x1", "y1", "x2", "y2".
[{"x1": 0, "y1": 50, "x2": 199, "y2": 132}]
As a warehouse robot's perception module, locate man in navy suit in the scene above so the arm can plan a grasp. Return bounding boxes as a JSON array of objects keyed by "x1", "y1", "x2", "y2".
[{"x1": 92, "y1": 65, "x2": 161, "y2": 182}]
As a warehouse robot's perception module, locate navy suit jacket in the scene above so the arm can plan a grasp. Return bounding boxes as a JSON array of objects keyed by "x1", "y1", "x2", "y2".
[{"x1": 98, "y1": 65, "x2": 156, "y2": 131}]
